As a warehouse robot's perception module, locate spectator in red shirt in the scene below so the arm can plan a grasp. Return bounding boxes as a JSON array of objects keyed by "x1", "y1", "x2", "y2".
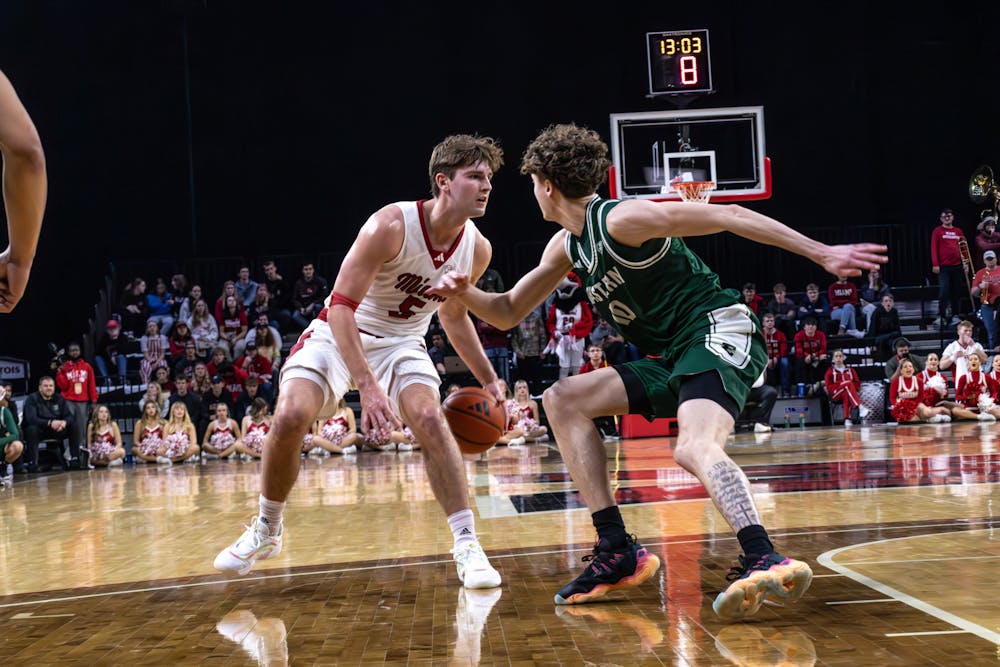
[
  {"x1": 579, "y1": 344, "x2": 616, "y2": 439},
  {"x1": 761, "y1": 313, "x2": 790, "y2": 397},
  {"x1": 168, "y1": 320, "x2": 195, "y2": 358},
  {"x1": 827, "y1": 276, "x2": 861, "y2": 336},
  {"x1": 792, "y1": 317, "x2": 829, "y2": 395},
  {"x1": 823, "y1": 349, "x2": 867, "y2": 426},
  {"x1": 235, "y1": 342, "x2": 275, "y2": 401},
  {"x1": 975, "y1": 214, "x2": 1000, "y2": 257},
  {"x1": 930, "y1": 208, "x2": 968, "y2": 325},
  {"x1": 971, "y1": 250, "x2": 1000, "y2": 351},
  {"x1": 476, "y1": 317, "x2": 511, "y2": 384},
  {"x1": 739, "y1": 282, "x2": 766, "y2": 316},
  {"x1": 579, "y1": 344, "x2": 611, "y2": 374},
  {"x1": 217, "y1": 294, "x2": 249, "y2": 360},
  {"x1": 55, "y1": 341, "x2": 98, "y2": 469}
]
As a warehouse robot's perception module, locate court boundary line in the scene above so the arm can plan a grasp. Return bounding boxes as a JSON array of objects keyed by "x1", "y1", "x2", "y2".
[
  {"x1": 2, "y1": 518, "x2": 992, "y2": 611},
  {"x1": 817, "y1": 530, "x2": 1000, "y2": 645}
]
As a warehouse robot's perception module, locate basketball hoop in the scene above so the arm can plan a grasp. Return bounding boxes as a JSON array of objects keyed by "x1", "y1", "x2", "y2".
[{"x1": 672, "y1": 180, "x2": 715, "y2": 203}]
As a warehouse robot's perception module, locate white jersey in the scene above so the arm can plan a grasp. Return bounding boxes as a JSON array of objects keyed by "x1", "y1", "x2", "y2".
[
  {"x1": 325, "y1": 200, "x2": 477, "y2": 338},
  {"x1": 942, "y1": 339, "x2": 985, "y2": 380}
]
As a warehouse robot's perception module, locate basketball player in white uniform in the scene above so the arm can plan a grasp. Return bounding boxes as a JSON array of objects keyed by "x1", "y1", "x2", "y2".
[
  {"x1": 0, "y1": 69, "x2": 47, "y2": 314},
  {"x1": 215, "y1": 135, "x2": 505, "y2": 588}
]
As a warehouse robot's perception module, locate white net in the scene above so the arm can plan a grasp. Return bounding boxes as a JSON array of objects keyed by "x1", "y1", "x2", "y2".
[{"x1": 673, "y1": 180, "x2": 715, "y2": 203}]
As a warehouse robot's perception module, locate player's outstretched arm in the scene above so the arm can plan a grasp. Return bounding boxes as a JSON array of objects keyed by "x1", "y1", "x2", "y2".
[
  {"x1": 438, "y1": 231, "x2": 501, "y2": 397},
  {"x1": 0, "y1": 70, "x2": 46, "y2": 313},
  {"x1": 433, "y1": 231, "x2": 574, "y2": 330},
  {"x1": 607, "y1": 200, "x2": 887, "y2": 278}
]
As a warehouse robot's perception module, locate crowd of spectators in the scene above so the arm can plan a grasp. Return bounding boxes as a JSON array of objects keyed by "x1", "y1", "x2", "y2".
[{"x1": 13, "y1": 206, "x2": 1000, "y2": 477}]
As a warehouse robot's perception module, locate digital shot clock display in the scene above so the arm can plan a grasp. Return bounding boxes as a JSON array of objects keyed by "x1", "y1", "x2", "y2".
[{"x1": 647, "y1": 29, "x2": 712, "y2": 96}]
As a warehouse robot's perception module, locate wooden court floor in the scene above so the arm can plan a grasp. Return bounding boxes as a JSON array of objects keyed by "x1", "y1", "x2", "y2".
[{"x1": 1, "y1": 421, "x2": 999, "y2": 665}]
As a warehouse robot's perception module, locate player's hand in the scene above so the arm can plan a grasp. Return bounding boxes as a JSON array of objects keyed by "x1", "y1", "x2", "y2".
[
  {"x1": 482, "y1": 379, "x2": 505, "y2": 406},
  {"x1": 359, "y1": 386, "x2": 401, "y2": 442},
  {"x1": 816, "y1": 243, "x2": 888, "y2": 277},
  {"x1": 0, "y1": 249, "x2": 31, "y2": 313},
  {"x1": 429, "y1": 271, "x2": 472, "y2": 299}
]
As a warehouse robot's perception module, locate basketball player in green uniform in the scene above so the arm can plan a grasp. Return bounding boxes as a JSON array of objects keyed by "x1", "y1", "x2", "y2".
[{"x1": 432, "y1": 123, "x2": 887, "y2": 620}]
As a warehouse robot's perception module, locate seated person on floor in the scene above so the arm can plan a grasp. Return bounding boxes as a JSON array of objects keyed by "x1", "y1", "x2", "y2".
[
  {"x1": 499, "y1": 379, "x2": 549, "y2": 446},
  {"x1": 950, "y1": 353, "x2": 1000, "y2": 422},
  {"x1": 305, "y1": 397, "x2": 362, "y2": 456},
  {"x1": 889, "y1": 359, "x2": 951, "y2": 424},
  {"x1": 86, "y1": 404, "x2": 126, "y2": 467},
  {"x1": 823, "y1": 349, "x2": 869, "y2": 426},
  {"x1": 917, "y1": 352, "x2": 956, "y2": 412},
  {"x1": 237, "y1": 399, "x2": 272, "y2": 460},
  {"x1": 0, "y1": 386, "x2": 23, "y2": 476}
]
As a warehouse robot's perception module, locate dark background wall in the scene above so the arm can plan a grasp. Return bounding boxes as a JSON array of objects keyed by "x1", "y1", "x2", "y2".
[{"x1": 1, "y1": 0, "x2": 998, "y2": 375}]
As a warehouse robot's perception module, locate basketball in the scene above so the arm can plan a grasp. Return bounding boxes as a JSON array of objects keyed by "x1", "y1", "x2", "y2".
[{"x1": 442, "y1": 387, "x2": 506, "y2": 454}]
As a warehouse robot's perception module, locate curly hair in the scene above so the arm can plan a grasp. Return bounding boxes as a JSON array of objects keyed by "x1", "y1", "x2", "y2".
[
  {"x1": 519, "y1": 123, "x2": 610, "y2": 198},
  {"x1": 428, "y1": 134, "x2": 504, "y2": 197}
]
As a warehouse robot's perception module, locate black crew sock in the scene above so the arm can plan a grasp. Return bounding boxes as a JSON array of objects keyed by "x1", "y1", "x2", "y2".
[
  {"x1": 737, "y1": 525, "x2": 774, "y2": 559},
  {"x1": 592, "y1": 506, "x2": 628, "y2": 548}
]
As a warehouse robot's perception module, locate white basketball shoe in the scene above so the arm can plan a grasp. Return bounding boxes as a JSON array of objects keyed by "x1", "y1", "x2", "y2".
[
  {"x1": 214, "y1": 515, "x2": 283, "y2": 576},
  {"x1": 452, "y1": 541, "x2": 501, "y2": 589}
]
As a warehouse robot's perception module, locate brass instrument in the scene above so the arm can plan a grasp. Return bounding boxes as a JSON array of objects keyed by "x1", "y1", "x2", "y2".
[
  {"x1": 970, "y1": 165, "x2": 999, "y2": 214},
  {"x1": 958, "y1": 236, "x2": 974, "y2": 297},
  {"x1": 983, "y1": 268, "x2": 993, "y2": 305}
]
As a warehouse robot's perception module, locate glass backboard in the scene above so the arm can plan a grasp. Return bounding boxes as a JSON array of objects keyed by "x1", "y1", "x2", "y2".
[{"x1": 608, "y1": 106, "x2": 770, "y2": 202}]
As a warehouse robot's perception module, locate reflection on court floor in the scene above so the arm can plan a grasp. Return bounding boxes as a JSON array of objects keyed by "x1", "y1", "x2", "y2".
[{"x1": 1, "y1": 422, "x2": 998, "y2": 664}]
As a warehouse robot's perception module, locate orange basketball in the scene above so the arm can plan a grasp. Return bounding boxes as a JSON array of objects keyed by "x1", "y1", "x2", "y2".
[{"x1": 442, "y1": 386, "x2": 506, "y2": 454}]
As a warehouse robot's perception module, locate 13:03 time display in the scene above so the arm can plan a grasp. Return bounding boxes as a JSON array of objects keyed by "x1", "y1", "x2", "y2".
[{"x1": 647, "y1": 29, "x2": 712, "y2": 96}]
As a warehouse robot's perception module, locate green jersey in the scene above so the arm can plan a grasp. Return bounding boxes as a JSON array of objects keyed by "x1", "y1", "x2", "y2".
[{"x1": 566, "y1": 197, "x2": 744, "y2": 359}]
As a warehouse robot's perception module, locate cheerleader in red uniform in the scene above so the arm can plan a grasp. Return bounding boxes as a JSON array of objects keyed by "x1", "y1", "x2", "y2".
[
  {"x1": 494, "y1": 379, "x2": 529, "y2": 446},
  {"x1": 161, "y1": 401, "x2": 201, "y2": 463},
  {"x1": 951, "y1": 353, "x2": 1000, "y2": 421},
  {"x1": 87, "y1": 404, "x2": 126, "y2": 466},
  {"x1": 203, "y1": 402, "x2": 242, "y2": 459},
  {"x1": 132, "y1": 399, "x2": 166, "y2": 463},
  {"x1": 238, "y1": 398, "x2": 271, "y2": 460},
  {"x1": 988, "y1": 354, "x2": 1000, "y2": 384},
  {"x1": 890, "y1": 359, "x2": 951, "y2": 423},
  {"x1": 823, "y1": 350, "x2": 868, "y2": 426},
  {"x1": 511, "y1": 379, "x2": 548, "y2": 441},
  {"x1": 919, "y1": 352, "x2": 960, "y2": 413},
  {"x1": 307, "y1": 398, "x2": 362, "y2": 455}
]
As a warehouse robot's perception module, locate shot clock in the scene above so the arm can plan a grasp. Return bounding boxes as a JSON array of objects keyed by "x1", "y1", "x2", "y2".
[{"x1": 647, "y1": 29, "x2": 712, "y2": 96}]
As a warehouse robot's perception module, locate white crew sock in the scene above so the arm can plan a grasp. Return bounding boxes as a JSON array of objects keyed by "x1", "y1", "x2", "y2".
[
  {"x1": 448, "y1": 509, "x2": 477, "y2": 549},
  {"x1": 258, "y1": 495, "x2": 285, "y2": 536}
]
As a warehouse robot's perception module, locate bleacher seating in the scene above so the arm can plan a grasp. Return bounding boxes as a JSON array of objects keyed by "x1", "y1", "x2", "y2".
[{"x1": 83, "y1": 257, "x2": 987, "y2": 430}]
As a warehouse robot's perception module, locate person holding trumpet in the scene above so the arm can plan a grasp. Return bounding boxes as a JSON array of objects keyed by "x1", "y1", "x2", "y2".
[
  {"x1": 971, "y1": 250, "x2": 1000, "y2": 351},
  {"x1": 930, "y1": 208, "x2": 968, "y2": 327}
]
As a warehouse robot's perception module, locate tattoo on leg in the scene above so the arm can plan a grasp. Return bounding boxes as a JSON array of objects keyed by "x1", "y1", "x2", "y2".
[{"x1": 706, "y1": 460, "x2": 760, "y2": 531}]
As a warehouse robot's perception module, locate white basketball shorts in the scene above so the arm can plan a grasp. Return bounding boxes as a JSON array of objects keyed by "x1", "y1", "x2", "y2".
[{"x1": 280, "y1": 322, "x2": 440, "y2": 419}]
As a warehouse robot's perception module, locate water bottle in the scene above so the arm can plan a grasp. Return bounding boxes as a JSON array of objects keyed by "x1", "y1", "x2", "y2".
[
  {"x1": 798, "y1": 412, "x2": 806, "y2": 428},
  {"x1": 784, "y1": 413, "x2": 790, "y2": 429}
]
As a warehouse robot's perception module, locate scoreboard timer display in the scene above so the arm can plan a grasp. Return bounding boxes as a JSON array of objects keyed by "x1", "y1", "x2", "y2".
[{"x1": 646, "y1": 29, "x2": 712, "y2": 96}]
